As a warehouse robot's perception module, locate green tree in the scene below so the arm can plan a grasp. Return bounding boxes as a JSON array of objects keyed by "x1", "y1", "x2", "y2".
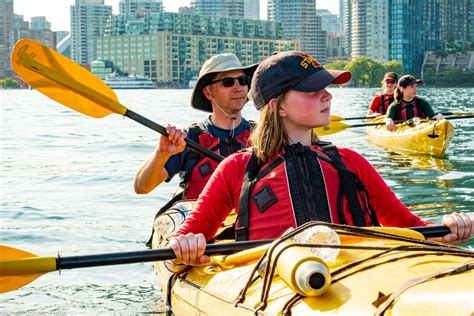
[
  {"x1": 1, "y1": 77, "x2": 19, "y2": 89},
  {"x1": 367, "y1": 60, "x2": 386, "y2": 87},
  {"x1": 423, "y1": 68, "x2": 436, "y2": 85},
  {"x1": 444, "y1": 67, "x2": 457, "y2": 84},
  {"x1": 383, "y1": 60, "x2": 404, "y2": 77},
  {"x1": 324, "y1": 61, "x2": 348, "y2": 71},
  {"x1": 346, "y1": 57, "x2": 373, "y2": 86}
]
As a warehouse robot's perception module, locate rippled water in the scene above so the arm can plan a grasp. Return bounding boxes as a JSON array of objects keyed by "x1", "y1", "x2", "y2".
[{"x1": 1, "y1": 87, "x2": 473, "y2": 313}]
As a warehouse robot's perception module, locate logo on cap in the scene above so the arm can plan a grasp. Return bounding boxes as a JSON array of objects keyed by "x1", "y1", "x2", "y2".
[{"x1": 299, "y1": 53, "x2": 321, "y2": 69}]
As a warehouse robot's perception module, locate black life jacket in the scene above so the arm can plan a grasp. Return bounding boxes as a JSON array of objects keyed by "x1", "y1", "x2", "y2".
[
  {"x1": 180, "y1": 120, "x2": 254, "y2": 199},
  {"x1": 395, "y1": 97, "x2": 427, "y2": 121},
  {"x1": 234, "y1": 142, "x2": 379, "y2": 241}
]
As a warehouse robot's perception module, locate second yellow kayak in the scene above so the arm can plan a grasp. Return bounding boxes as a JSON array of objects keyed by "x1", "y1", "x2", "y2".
[{"x1": 367, "y1": 117, "x2": 454, "y2": 157}]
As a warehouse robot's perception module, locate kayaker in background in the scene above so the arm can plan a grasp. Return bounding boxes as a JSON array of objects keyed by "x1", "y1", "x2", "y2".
[
  {"x1": 366, "y1": 72, "x2": 398, "y2": 117},
  {"x1": 164, "y1": 51, "x2": 473, "y2": 271},
  {"x1": 134, "y1": 54, "x2": 258, "y2": 204},
  {"x1": 385, "y1": 75, "x2": 444, "y2": 131}
]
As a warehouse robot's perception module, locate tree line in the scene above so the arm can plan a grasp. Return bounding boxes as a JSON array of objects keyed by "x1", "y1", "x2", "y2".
[{"x1": 325, "y1": 57, "x2": 403, "y2": 87}]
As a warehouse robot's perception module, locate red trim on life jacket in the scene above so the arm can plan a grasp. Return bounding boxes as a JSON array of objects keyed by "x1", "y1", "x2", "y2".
[
  {"x1": 377, "y1": 94, "x2": 394, "y2": 115},
  {"x1": 184, "y1": 129, "x2": 252, "y2": 199}
]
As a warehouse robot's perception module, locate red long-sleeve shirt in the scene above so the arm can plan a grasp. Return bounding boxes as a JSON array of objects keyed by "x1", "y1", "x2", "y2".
[{"x1": 176, "y1": 147, "x2": 427, "y2": 241}]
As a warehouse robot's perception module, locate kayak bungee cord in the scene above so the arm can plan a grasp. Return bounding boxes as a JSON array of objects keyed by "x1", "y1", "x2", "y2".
[{"x1": 232, "y1": 222, "x2": 473, "y2": 314}]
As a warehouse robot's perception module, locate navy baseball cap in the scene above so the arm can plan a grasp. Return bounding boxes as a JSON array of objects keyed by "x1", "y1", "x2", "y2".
[
  {"x1": 398, "y1": 75, "x2": 423, "y2": 88},
  {"x1": 250, "y1": 51, "x2": 351, "y2": 110}
]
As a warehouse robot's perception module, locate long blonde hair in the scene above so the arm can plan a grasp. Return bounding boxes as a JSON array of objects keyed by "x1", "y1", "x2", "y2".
[{"x1": 249, "y1": 93, "x2": 318, "y2": 165}]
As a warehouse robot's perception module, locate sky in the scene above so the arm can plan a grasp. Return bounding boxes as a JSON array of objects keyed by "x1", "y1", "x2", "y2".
[{"x1": 13, "y1": 0, "x2": 339, "y2": 32}]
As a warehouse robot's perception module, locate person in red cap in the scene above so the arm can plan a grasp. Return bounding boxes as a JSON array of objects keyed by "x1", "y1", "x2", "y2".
[
  {"x1": 367, "y1": 72, "x2": 398, "y2": 117},
  {"x1": 164, "y1": 52, "x2": 473, "y2": 271},
  {"x1": 134, "y1": 54, "x2": 258, "y2": 202},
  {"x1": 385, "y1": 75, "x2": 443, "y2": 131}
]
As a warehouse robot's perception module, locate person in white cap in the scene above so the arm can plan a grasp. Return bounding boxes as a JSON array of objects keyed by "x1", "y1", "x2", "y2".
[{"x1": 134, "y1": 54, "x2": 258, "y2": 203}]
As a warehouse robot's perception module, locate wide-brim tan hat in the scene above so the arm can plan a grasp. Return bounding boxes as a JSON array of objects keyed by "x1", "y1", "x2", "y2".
[{"x1": 191, "y1": 53, "x2": 258, "y2": 112}]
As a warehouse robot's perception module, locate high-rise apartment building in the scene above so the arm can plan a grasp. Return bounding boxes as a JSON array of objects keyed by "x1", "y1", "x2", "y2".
[
  {"x1": 119, "y1": 0, "x2": 163, "y2": 15},
  {"x1": 0, "y1": 0, "x2": 14, "y2": 77},
  {"x1": 70, "y1": 0, "x2": 112, "y2": 65},
  {"x1": 342, "y1": 0, "x2": 352, "y2": 56},
  {"x1": 268, "y1": 0, "x2": 327, "y2": 62},
  {"x1": 389, "y1": 0, "x2": 444, "y2": 76},
  {"x1": 244, "y1": 0, "x2": 259, "y2": 20},
  {"x1": 349, "y1": 0, "x2": 389, "y2": 62},
  {"x1": 316, "y1": 9, "x2": 342, "y2": 35},
  {"x1": 191, "y1": 0, "x2": 244, "y2": 19},
  {"x1": 30, "y1": 16, "x2": 51, "y2": 30},
  {"x1": 441, "y1": 0, "x2": 472, "y2": 44}
]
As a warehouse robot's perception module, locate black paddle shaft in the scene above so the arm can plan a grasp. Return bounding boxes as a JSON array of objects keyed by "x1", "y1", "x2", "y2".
[
  {"x1": 351, "y1": 115, "x2": 474, "y2": 128},
  {"x1": 57, "y1": 239, "x2": 271, "y2": 270},
  {"x1": 56, "y1": 226, "x2": 451, "y2": 270},
  {"x1": 125, "y1": 109, "x2": 224, "y2": 162}
]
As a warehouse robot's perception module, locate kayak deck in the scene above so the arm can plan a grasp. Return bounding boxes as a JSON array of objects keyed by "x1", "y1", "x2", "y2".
[
  {"x1": 367, "y1": 117, "x2": 454, "y2": 157},
  {"x1": 153, "y1": 214, "x2": 474, "y2": 315}
]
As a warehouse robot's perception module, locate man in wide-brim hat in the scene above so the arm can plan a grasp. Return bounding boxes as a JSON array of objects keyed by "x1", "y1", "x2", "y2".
[{"x1": 134, "y1": 53, "x2": 258, "y2": 203}]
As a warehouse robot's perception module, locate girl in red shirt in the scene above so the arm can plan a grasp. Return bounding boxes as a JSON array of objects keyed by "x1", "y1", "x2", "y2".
[
  {"x1": 367, "y1": 72, "x2": 398, "y2": 117},
  {"x1": 166, "y1": 51, "x2": 473, "y2": 270}
]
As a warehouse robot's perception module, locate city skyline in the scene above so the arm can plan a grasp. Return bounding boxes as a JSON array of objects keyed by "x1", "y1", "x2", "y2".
[{"x1": 13, "y1": 0, "x2": 340, "y2": 32}]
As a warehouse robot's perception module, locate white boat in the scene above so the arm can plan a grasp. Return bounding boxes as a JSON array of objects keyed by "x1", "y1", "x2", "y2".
[{"x1": 104, "y1": 73, "x2": 155, "y2": 89}]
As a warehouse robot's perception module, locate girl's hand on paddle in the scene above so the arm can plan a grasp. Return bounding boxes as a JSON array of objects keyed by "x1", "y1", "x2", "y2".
[
  {"x1": 384, "y1": 118, "x2": 395, "y2": 131},
  {"x1": 168, "y1": 233, "x2": 210, "y2": 266},
  {"x1": 159, "y1": 125, "x2": 187, "y2": 155},
  {"x1": 434, "y1": 113, "x2": 444, "y2": 121},
  {"x1": 441, "y1": 212, "x2": 473, "y2": 244}
]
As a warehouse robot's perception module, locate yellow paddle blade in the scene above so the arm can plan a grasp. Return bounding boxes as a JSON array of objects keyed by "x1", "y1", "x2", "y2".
[
  {"x1": 11, "y1": 38, "x2": 126, "y2": 118},
  {"x1": 314, "y1": 121, "x2": 351, "y2": 136},
  {"x1": 330, "y1": 115, "x2": 345, "y2": 121},
  {"x1": 0, "y1": 245, "x2": 57, "y2": 293}
]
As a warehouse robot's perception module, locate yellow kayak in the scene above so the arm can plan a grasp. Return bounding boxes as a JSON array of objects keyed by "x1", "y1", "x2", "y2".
[
  {"x1": 152, "y1": 202, "x2": 474, "y2": 316},
  {"x1": 367, "y1": 117, "x2": 454, "y2": 157}
]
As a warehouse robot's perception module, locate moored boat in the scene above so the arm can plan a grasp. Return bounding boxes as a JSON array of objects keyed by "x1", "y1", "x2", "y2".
[
  {"x1": 367, "y1": 117, "x2": 454, "y2": 157},
  {"x1": 152, "y1": 201, "x2": 474, "y2": 316},
  {"x1": 104, "y1": 73, "x2": 155, "y2": 89}
]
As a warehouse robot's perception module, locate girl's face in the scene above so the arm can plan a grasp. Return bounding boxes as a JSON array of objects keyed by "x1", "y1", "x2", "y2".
[
  {"x1": 400, "y1": 84, "x2": 417, "y2": 100},
  {"x1": 383, "y1": 79, "x2": 397, "y2": 93},
  {"x1": 279, "y1": 89, "x2": 333, "y2": 129}
]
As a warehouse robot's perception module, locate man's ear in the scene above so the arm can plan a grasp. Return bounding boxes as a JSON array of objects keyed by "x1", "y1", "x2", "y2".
[{"x1": 203, "y1": 86, "x2": 213, "y2": 101}]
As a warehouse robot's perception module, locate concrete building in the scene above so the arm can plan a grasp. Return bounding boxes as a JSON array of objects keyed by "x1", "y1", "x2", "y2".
[
  {"x1": 244, "y1": 0, "x2": 259, "y2": 20},
  {"x1": 98, "y1": 12, "x2": 299, "y2": 86},
  {"x1": 422, "y1": 50, "x2": 474, "y2": 81},
  {"x1": 191, "y1": 0, "x2": 244, "y2": 19},
  {"x1": 70, "y1": 0, "x2": 112, "y2": 65},
  {"x1": 30, "y1": 16, "x2": 51, "y2": 30},
  {"x1": 268, "y1": 0, "x2": 327, "y2": 62},
  {"x1": 0, "y1": 0, "x2": 14, "y2": 77},
  {"x1": 119, "y1": 0, "x2": 163, "y2": 15}
]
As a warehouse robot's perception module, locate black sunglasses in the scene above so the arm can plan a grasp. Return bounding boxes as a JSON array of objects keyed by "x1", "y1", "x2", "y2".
[{"x1": 208, "y1": 76, "x2": 251, "y2": 88}]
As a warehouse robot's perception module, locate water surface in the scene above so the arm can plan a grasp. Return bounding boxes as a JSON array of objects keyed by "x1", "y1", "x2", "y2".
[{"x1": 1, "y1": 87, "x2": 473, "y2": 313}]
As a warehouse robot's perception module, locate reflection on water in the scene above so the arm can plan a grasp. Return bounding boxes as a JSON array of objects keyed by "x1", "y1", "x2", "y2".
[{"x1": 384, "y1": 152, "x2": 454, "y2": 171}]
